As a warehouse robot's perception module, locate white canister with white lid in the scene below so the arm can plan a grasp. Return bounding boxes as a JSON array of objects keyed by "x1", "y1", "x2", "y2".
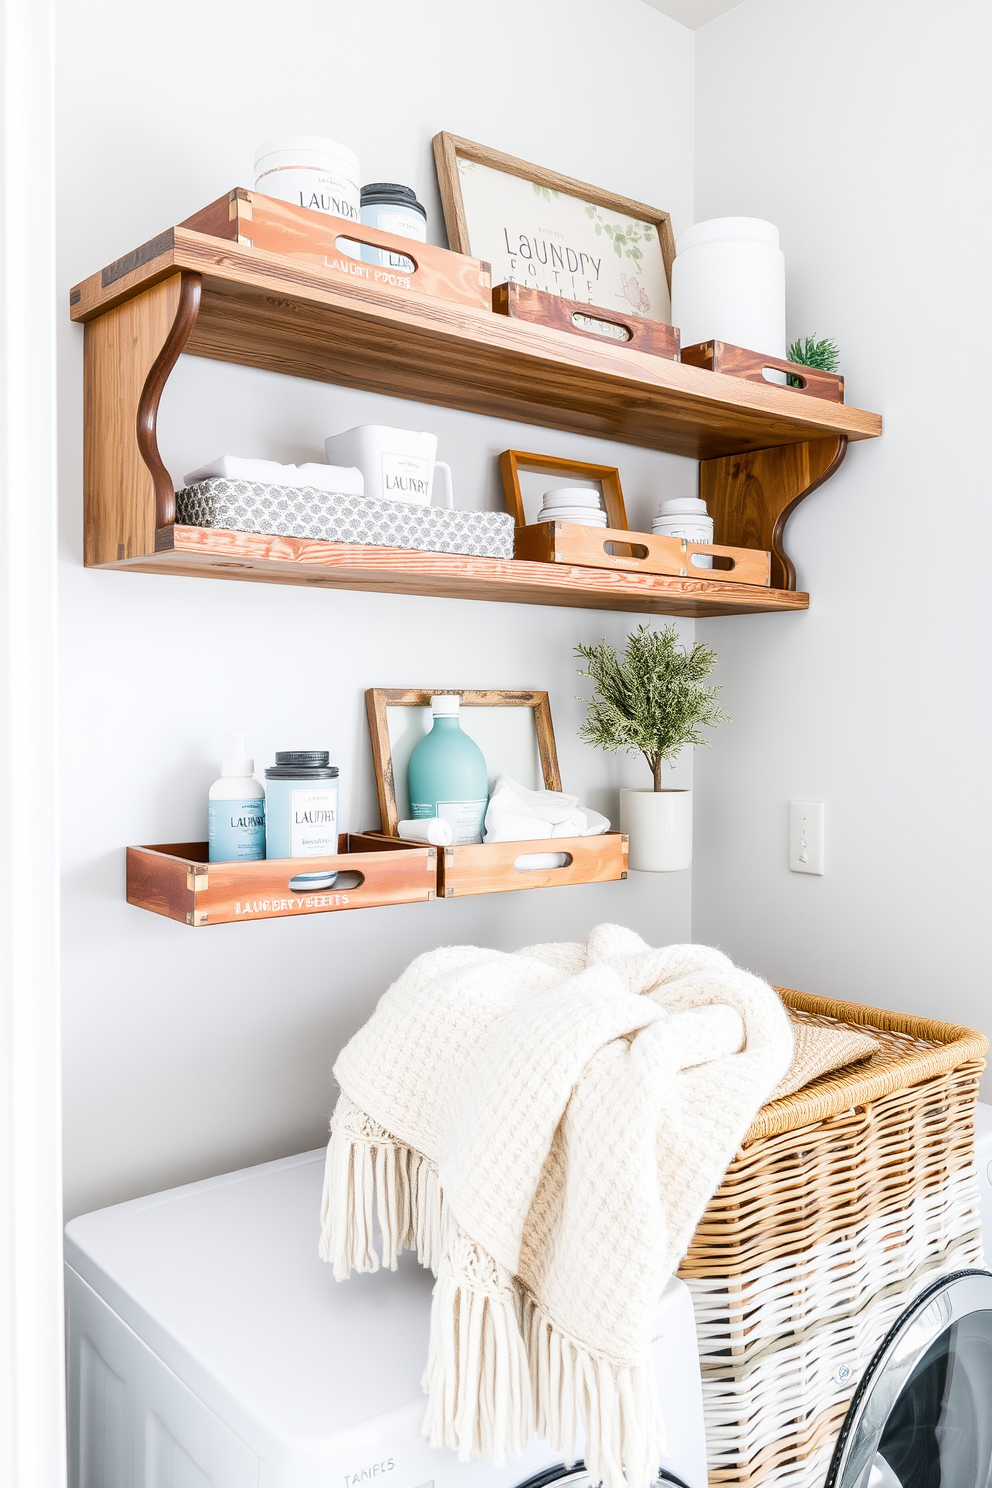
[
  {"x1": 671, "y1": 217, "x2": 786, "y2": 359},
  {"x1": 537, "y1": 488, "x2": 607, "y2": 527},
  {"x1": 653, "y1": 497, "x2": 713, "y2": 568},
  {"x1": 254, "y1": 136, "x2": 360, "y2": 223}
]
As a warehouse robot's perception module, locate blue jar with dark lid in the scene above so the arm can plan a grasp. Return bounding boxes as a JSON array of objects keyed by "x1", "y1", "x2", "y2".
[{"x1": 264, "y1": 751, "x2": 340, "y2": 860}]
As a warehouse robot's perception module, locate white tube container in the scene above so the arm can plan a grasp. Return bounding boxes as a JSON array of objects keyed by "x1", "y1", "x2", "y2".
[
  {"x1": 254, "y1": 136, "x2": 360, "y2": 223},
  {"x1": 620, "y1": 788, "x2": 692, "y2": 872},
  {"x1": 671, "y1": 218, "x2": 786, "y2": 358}
]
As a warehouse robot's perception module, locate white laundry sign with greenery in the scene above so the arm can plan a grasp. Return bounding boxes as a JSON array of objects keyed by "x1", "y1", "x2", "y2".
[{"x1": 456, "y1": 157, "x2": 672, "y2": 323}]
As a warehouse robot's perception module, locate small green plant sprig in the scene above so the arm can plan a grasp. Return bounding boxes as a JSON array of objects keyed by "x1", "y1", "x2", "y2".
[
  {"x1": 575, "y1": 624, "x2": 729, "y2": 791},
  {"x1": 787, "y1": 335, "x2": 840, "y2": 388}
]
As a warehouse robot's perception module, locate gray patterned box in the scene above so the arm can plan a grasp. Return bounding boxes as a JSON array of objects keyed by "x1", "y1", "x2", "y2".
[{"x1": 175, "y1": 479, "x2": 515, "y2": 560}]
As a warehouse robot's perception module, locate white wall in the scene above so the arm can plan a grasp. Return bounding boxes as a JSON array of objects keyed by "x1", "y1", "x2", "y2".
[
  {"x1": 692, "y1": 2, "x2": 992, "y2": 1069},
  {"x1": 57, "y1": 0, "x2": 697, "y2": 1218}
]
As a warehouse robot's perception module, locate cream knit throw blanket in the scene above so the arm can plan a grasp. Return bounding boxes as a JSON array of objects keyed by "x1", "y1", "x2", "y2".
[{"x1": 320, "y1": 925, "x2": 793, "y2": 1488}]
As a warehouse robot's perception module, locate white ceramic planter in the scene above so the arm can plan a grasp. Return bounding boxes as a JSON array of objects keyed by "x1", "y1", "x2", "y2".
[{"x1": 620, "y1": 788, "x2": 692, "y2": 872}]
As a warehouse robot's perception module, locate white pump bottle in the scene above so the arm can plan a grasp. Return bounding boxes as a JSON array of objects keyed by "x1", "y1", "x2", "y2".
[{"x1": 208, "y1": 734, "x2": 266, "y2": 863}]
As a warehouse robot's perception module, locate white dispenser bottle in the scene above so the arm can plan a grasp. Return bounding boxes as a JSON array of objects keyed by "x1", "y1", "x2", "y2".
[{"x1": 208, "y1": 735, "x2": 266, "y2": 863}]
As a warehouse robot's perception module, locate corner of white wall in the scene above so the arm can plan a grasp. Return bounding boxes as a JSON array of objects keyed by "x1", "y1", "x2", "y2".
[{"x1": 0, "y1": 0, "x2": 67, "y2": 1478}]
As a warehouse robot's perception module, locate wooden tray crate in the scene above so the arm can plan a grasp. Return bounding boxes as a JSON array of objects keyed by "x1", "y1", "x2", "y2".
[
  {"x1": 352, "y1": 829, "x2": 628, "y2": 897},
  {"x1": 680, "y1": 339, "x2": 845, "y2": 403},
  {"x1": 437, "y1": 832, "x2": 627, "y2": 897},
  {"x1": 514, "y1": 521, "x2": 771, "y2": 586},
  {"x1": 126, "y1": 833, "x2": 435, "y2": 926},
  {"x1": 180, "y1": 187, "x2": 492, "y2": 311},
  {"x1": 493, "y1": 281, "x2": 679, "y2": 360},
  {"x1": 365, "y1": 687, "x2": 629, "y2": 898}
]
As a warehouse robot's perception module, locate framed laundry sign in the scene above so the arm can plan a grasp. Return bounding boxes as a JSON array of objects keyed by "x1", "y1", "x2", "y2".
[{"x1": 433, "y1": 133, "x2": 675, "y2": 324}]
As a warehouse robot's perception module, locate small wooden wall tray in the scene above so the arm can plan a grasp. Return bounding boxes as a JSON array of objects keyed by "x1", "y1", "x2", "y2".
[
  {"x1": 352, "y1": 831, "x2": 628, "y2": 898},
  {"x1": 438, "y1": 832, "x2": 627, "y2": 897},
  {"x1": 493, "y1": 282, "x2": 679, "y2": 360},
  {"x1": 181, "y1": 188, "x2": 492, "y2": 311},
  {"x1": 514, "y1": 522, "x2": 771, "y2": 586},
  {"x1": 680, "y1": 340, "x2": 844, "y2": 402},
  {"x1": 126, "y1": 834, "x2": 435, "y2": 926}
]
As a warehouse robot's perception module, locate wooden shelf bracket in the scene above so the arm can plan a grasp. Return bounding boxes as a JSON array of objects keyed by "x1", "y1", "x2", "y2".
[
  {"x1": 83, "y1": 269, "x2": 201, "y2": 566},
  {"x1": 700, "y1": 436, "x2": 847, "y2": 591}
]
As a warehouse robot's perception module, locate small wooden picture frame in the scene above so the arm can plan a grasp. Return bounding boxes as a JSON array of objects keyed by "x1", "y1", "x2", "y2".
[
  {"x1": 499, "y1": 450, "x2": 628, "y2": 531},
  {"x1": 433, "y1": 133, "x2": 675, "y2": 324},
  {"x1": 365, "y1": 688, "x2": 561, "y2": 836}
]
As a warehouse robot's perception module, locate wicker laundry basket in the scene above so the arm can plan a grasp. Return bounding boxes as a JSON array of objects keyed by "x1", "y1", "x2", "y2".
[{"x1": 678, "y1": 989, "x2": 988, "y2": 1488}]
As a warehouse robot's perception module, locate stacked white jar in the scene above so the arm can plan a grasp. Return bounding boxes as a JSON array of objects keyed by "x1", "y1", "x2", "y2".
[
  {"x1": 653, "y1": 497, "x2": 713, "y2": 568},
  {"x1": 537, "y1": 488, "x2": 607, "y2": 527},
  {"x1": 671, "y1": 217, "x2": 786, "y2": 359},
  {"x1": 254, "y1": 136, "x2": 360, "y2": 223}
]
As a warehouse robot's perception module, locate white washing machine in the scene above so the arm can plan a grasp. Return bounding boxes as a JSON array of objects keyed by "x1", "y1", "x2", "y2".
[{"x1": 65, "y1": 1148, "x2": 708, "y2": 1488}]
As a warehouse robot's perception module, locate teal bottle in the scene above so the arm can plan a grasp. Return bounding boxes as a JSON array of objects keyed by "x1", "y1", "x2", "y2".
[{"x1": 407, "y1": 695, "x2": 489, "y2": 844}]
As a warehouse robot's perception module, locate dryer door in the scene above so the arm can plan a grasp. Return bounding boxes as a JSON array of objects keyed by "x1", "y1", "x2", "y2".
[{"x1": 827, "y1": 1270, "x2": 992, "y2": 1488}]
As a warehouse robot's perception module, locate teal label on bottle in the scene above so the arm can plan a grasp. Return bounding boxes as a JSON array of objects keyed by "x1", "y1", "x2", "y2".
[{"x1": 209, "y1": 798, "x2": 266, "y2": 862}]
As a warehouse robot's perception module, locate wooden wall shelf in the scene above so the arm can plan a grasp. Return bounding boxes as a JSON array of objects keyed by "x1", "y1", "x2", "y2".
[
  {"x1": 111, "y1": 526, "x2": 807, "y2": 618},
  {"x1": 71, "y1": 192, "x2": 883, "y2": 607}
]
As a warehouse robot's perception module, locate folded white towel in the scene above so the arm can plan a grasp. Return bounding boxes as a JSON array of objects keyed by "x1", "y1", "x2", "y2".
[
  {"x1": 295, "y1": 462, "x2": 364, "y2": 494},
  {"x1": 182, "y1": 455, "x2": 364, "y2": 494},
  {"x1": 483, "y1": 773, "x2": 610, "y2": 844}
]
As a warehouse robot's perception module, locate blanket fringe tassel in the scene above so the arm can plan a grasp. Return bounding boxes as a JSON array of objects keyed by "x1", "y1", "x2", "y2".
[
  {"x1": 321, "y1": 1104, "x2": 663, "y2": 1488},
  {"x1": 523, "y1": 1295, "x2": 663, "y2": 1488},
  {"x1": 422, "y1": 1229, "x2": 532, "y2": 1466},
  {"x1": 320, "y1": 1097, "x2": 447, "y2": 1279}
]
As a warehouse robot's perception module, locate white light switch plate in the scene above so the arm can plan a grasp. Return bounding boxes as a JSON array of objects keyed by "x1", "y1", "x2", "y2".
[{"x1": 789, "y1": 800, "x2": 825, "y2": 874}]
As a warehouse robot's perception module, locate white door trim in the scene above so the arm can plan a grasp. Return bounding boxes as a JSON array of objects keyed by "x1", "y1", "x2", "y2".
[{"x1": 0, "y1": 0, "x2": 66, "y2": 1481}]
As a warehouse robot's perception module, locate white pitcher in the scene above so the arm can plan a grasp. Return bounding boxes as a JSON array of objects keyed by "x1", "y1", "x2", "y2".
[{"x1": 323, "y1": 425, "x2": 454, "y2": 508}]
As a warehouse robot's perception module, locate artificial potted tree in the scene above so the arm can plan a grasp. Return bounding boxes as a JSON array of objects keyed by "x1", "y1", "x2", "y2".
[{"x1": 575, "y1": 624, "x2": 728, "y2": 872}]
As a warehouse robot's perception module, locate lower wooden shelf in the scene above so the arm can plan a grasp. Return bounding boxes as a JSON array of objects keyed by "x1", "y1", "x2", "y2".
[
  {"x1": 126, "y1": 835, "x2": 435, "y2": 926},
  {"x1": 101, "y1": 526, "x2": 808, "y2": 619}
]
